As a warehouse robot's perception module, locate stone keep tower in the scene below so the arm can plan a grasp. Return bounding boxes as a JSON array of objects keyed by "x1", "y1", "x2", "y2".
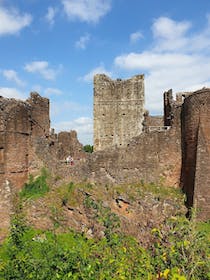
[{"x1": 94, "y1": 74, "x2": 145, "y2": 151}]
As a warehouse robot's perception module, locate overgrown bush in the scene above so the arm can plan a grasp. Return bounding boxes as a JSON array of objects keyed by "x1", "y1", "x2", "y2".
[
  {"x1": 149, "y1": 215, "x2": 210, "y2": 279},
  {"x1": 0, "y1": 214, "x2": 209, "y2": 279}
]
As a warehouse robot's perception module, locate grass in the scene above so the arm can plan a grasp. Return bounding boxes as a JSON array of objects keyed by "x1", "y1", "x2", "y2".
[
  {"x1": 19, "y1": 168, "x2": 49, "y2": 200},
  {"x1": 197, "y1": 220, "x2": 210, "y2": 241}
]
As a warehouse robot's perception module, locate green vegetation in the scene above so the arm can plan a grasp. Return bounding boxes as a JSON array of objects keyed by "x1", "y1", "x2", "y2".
[
  {"x1": 0, "y1": 209, "x2": 209, "y2": 279},
  {"x1": 0, "y1": 178, "x2": 209, "y2": 279},
  {"x1": 83, "y1": 196, "x2": 120, "y2": 240},
  {"x1": 19, "y1": 168, "x2": 49, "y2": 200},
  {"x1": 149, "y1": 215, "x2": 210, "y2": 279},
  {"x1": 83, "y1": 144, "x2": 94, "y2": 153}
]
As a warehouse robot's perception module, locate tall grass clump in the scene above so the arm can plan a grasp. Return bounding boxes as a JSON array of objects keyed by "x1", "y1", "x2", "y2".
[{"x1": 19, "y1": 168, "x2": 49, "y2": 199}]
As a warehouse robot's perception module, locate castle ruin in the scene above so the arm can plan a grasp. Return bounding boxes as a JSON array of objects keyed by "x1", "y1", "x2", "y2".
[
  {"x1": 0, "y1": 76, "x2": 210, "y2": 240},
  {"x1": 92, "y1": 75, "x2": 210, "y2": 220},
  {"x1": 0, "y1": 93, "x2": 85, "y2": 238}
]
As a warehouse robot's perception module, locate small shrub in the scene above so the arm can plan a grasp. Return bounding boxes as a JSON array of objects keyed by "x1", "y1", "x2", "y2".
[
  {"x1": 19, "y1": 168, "x2": 49, "y2": 199},
  {"x1": 83, "y1": 197, "x2": 120, "y2": 240}
]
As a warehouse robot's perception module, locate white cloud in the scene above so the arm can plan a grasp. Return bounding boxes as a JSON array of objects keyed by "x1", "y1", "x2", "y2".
[
  {"x1": 62, "y1": 0, "x2": 111, "y2": 23},
  {"x1": 0, "y1": 87, "x2": 26, "y2": 99},
  {"x1": 75, "y1": 33, "x2": 90, "y2": 49},
  {"x1": 45, "y1": 6, "x2": 57, "y2": 26},
  {"x1": 115, "y1": 52, "x2": 195, "y2": 70},
  {"x1": 151, "y1": 17, "x2": 191, "y2": 52},
  {"x1": 152, "y1": 17, "x2": 191, "y2": 40},
  {"x1": 2, "y1": 69, "x2": 25, "y2": 87},
  {"x1": 54, "y1": 117, "x2": 93, "y2": 144},
  {"x1": 114, "y1": 16, "x2": 210, "y2": 114},
  {"x1": 82, "y1": 65, "x2": 112, "y2": 82},
  {"x1": 0, "y1": 5, "x2": 32, "y2": 36},
  {"x1": 24, "y1": 61, "x2": 59, "y2": 80},
  {"x1": 44, "y1": 87, "x2": 62, "y2": 96},
  {"x1": 130, "y1": 31, "x2": 143, "y2": 43}
]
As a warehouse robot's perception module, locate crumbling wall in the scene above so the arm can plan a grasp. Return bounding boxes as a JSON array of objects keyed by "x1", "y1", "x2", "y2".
[
  {"x1": 0, "y1": 97, "x2": 31, "y2": 241},
  {"x1": 0, "y1": 97, "x2": 31, "y2": 188},
  {"x1": 94, "y1": 74, "x2": 144, "y2": 151},
  {"x1": 181, "y1": 89, "x2": 210, "y2": 220},
  {"x1": 143, "y1": 111, "x2": 163, "y2": 131},
  {"x1": 57, "y1": 131, "x2": 84, "y2": 160},
  {"x1": 164, "y1": 89, "x2": 183, "y2": 128},
  {"x1": 88, "y1": 124, "x2": 181, "y2": 187},
  {"x1": 27, "y1": 92, "x2": 50, "y2": 137},
  {"x1": 0, "y1": 93, "x2": 85, "y2": 240}
]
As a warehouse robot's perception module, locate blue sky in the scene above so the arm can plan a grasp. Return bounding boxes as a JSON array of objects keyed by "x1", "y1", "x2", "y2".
[{"x1": 0, "y1": 0, "x2": 210, "y2": 144}]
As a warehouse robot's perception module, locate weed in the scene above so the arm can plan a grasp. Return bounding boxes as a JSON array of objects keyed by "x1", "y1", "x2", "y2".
[{"x1": 19, "y1": 168, "x2": 49, "y2": 200}]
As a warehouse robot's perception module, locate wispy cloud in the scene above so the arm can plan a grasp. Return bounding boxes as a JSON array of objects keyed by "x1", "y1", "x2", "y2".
[
  {"x1": 44, "y1": 87, "x2": 62, "y2": 96},
  {"x1": 130, "y1": 31, "x2": 143, "y2": 44},
  {"x1": 75, "y1": 33, "x2": 90, "y2": 49},
  {"x1": 0, "y1": 87, "x2": 26, "y2": 99},
  {"x1": 2, "y1": 69, "x2": 25, "y2": 87},
  {"x1": 114, "y1": 15, "x2": 210, "y2": 114},
  {"x1": 24, "y1": 61, "x2": 60, "y2": 80},
  {"x1": 45, "y1": 6, "x2": 57, "y2": 26},
  {"x1": 62, "y1": 0, "x2": 112, "y2": 23},
  {"x1": 0, "y1": 5, "x2": 32, "y2": 36},
  {"x1": 81, "y1": 64, "x2": 112, "y2": 82}
]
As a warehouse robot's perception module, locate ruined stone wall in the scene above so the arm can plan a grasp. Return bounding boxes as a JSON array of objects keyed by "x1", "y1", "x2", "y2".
[
  {"x1": 0, "y1": 93, "x2": 85, "y2": 186},
  {"x1": 87, "y1": 123, "x2": 182, "y2": 187},
  {"x1": 94, "y1": 74, "x2": 144, "y2": 151},
  {"x1": 164, "y1": 89, "x2": 174, "y2": 126},
  {"x1": 143, "y1": 111, "x2": 163, "y2": 130},
  {"x1": 0, "y1": 98, "x2": 31, "y2": 240},
  {"x1": 164, "y1": 89, "x2": 183, "y2": 130},
  {"x1": 57, "y1": 131, "x2": 85, "y2": 160},
  {"x1": 181, "y1": 89, "x2": 210, "y2": 220},
  {"x1": 27, "y1": 92, "x2": 50, "y2": 137},
  {"x1": 0, "y1": 98, "x2": 31, "y2": 188},
  {"x1": 0, "y1": 93, "x2": 85, "y2": 239}
]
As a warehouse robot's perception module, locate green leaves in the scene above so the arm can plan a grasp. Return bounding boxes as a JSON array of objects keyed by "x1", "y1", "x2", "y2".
[
  {"x1": 19, "y1": 168, "x2": 49, "y2": 200},
  {"x1": 83, "y1": 145, "x2": 93, "y2": 153},
  {"x1": 1, "y1": 216, "x2": 209, "y2": 279}
]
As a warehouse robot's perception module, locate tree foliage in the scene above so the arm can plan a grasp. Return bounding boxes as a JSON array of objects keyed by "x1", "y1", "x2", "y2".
[{"x1": 83, "y1": 145, "x2": 93, "y2": 153}]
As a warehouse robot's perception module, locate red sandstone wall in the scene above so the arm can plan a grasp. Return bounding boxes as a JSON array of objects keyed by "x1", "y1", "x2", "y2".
[
  {"x1": 143, "y1": 113, "x2": 163, "y2": 129},
  {"x1": 181, "y1": 89, "x2": 210, "y2": 220},
  {"x1": 57, "y1": 131, "x2": 85, "y2": 160},
  {"x1": 0, "y1": 100, "x2": 31, "y2": 241},
  {"x1": 1, "y1": 102, "x2": 30, "y2": 188},
  {"x1": 27, "y1": 92, "x2": 50, "y2": 137},
  {"x1": 87, "y1": 126, "x2": 181, "y2": 188}
]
